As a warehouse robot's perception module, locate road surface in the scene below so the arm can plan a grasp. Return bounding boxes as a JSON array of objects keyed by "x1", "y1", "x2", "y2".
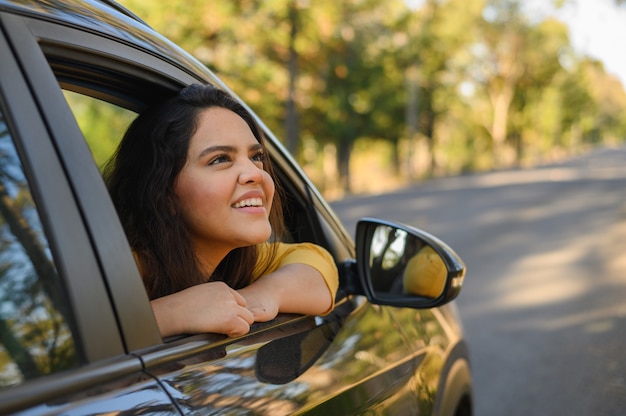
[{"x1": 330, "y1": 145, "x2": 626, "y2": 415}]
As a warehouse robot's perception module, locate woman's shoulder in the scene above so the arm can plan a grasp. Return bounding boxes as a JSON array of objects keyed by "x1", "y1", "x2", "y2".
[{"x1": 253, "y1": 241, "x2": 337, "y2": 278}]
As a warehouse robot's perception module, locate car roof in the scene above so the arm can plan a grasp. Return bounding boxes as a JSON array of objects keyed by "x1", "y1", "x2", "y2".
[
  {"x1": 0, "y1": 0, "x2": 219, "y2": 93},
  {"x1": 1, "y1": 0, "x2": 147, "y2": 30}
]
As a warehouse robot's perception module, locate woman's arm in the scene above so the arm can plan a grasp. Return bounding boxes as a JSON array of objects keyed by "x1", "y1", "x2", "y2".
[
  {"x1": 237, "y1": 263, "x2": 333, "y2": 322},
  {"x1": 149, "y1": 242, "x2": 338, "y2": 336},
  {"x1": 151, "y1": 281, "x2": 255, "y2": 338}
]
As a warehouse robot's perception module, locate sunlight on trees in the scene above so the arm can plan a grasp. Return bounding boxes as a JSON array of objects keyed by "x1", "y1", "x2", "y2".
[{"x1": 116, "y1": 0, "x2": 626, "y2": 198}]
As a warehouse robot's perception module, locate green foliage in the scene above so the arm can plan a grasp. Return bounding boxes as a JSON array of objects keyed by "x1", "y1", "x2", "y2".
[
  {"x1": 63, "y1": 91, "x2": 137, "y2": 169},
  {"x1": 0, "y1": 139, "x2": 78, "y2": 386},
  {"x1": 117, "y1": 0, "x2": 626, "y2": 195}
]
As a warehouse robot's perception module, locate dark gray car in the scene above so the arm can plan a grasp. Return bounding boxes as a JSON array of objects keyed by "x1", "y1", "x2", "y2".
[{"x1": 0, "y1": 1, "x2": 472, "y2": 414}]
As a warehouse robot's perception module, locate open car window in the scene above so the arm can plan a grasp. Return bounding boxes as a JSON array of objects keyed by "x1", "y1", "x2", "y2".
[
  {"x1": 62, "y1": 90, "x2": 136, "y2": 170},
  {"x1": 57, "y1": 75, "x2": 324, "y2": 249}
]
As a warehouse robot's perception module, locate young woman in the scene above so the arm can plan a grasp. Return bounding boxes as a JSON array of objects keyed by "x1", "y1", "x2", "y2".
[{"x1": 105, "y1": 84, "x2": 338, "y2": 338}]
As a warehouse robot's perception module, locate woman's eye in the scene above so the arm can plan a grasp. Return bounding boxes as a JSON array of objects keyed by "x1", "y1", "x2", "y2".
[
  {"x1": 208, "y1": 155, "x2": 231, "y2": 165},
  {"x1": 251, "y1": 151, "x2": 266, "y2": 165}
]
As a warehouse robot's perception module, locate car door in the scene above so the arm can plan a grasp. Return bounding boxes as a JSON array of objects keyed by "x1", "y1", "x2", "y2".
[{"x1": 0, "y1": 9, "x2": 182, "y2": 415}]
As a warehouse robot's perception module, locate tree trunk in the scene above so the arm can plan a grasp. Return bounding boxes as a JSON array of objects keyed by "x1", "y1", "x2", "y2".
[
  {"x1": 0, "y1": 181, "x2": 71, "y2": 325},
  {"x1": 405, "y1": 66, "x2": 419, "y2": 179},
  {"x1": 489, "y1": 83, "x2": 514, "y2": 167},
  {"x1": 419, "y1": 85, "x2": 437, "y2": 177},
  {"x1": 0, "y1": 318, "x2": 41, "y2": 381},
  {"x1": 284, "y1": 0, "x2": 299, "y2": 155},
  {"x1": 337, "y1": 139, "x2": 352, "y2": 194},
  {"x1": 423, "y1": 108, "x2": 436, "y2": 176}
]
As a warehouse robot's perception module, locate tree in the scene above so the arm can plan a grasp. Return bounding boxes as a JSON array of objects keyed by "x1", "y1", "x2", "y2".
[
  {"x1": 472, "y1": 0, "x2": 531, "y2": 166},
  {"x1": 0, "y1": 120, "x2": 77, "y2": 385},
  {"x1": 117, "y1": 0, "x2": 626, "y2": 192},
  {"x1": 402, "y1": 0, "x2": 484, "y2": 177},
  {"x1": 508, "y1": 18, "x2": 572, "y2": 163},
  {"x1": 295, "y1": 0, "x2": 408, "y2": 192}
]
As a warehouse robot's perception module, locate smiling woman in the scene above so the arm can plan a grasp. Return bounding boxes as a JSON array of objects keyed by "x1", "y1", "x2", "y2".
[
  {"x1": 104, "y1": 84, "x2": 339, "y2": 338},
  {"x1": 174, "y1": 107, "x2": 276, "y2": 268}
]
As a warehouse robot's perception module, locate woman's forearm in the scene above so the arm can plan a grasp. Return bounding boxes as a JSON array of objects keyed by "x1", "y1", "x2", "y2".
[{"x1": 239, "y1": 263, "x2": 332, "y2": 320}]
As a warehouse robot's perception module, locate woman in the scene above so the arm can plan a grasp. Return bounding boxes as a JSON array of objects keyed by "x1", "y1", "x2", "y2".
[{"x1": 105, "y1": 84, "x2": 338, "y2": 338}]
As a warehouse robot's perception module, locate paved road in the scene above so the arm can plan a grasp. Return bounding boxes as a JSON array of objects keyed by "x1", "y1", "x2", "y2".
[{"x1": 330, "y1": 146, "x2": 626, "y2": 415}]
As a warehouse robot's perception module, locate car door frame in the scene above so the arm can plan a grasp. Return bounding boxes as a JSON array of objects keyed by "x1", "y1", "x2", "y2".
[
  {"x1": 0, "y1": 12, "x2": 170, "y2": 413},
  {"x1": 3, "y1": 1, "x2": 358, "y2": 350},
  {"x1": 1, "y1": 0, "x2": 356, "y2": 365}
]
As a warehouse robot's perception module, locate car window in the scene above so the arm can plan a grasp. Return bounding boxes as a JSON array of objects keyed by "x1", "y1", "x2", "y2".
[
  {"x1": 62, "y1": 90, "x2": 136, "y2": 169},
  {"x1": 0, "y1": 108, "x2": 79, "y2": 389},
  {"x1": 60, "y1": 87, "x2": 312, "y2": 247}
]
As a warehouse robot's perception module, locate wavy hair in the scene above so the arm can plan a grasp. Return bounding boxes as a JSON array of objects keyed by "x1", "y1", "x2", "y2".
[{"x1": 105, "y1": 84, "x2": 284, "y2": 299}]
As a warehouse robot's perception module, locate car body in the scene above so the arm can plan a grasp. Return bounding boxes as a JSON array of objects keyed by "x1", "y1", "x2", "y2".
[{"x1": 0, "y1": 0, "x2": 472, "y2": 414}]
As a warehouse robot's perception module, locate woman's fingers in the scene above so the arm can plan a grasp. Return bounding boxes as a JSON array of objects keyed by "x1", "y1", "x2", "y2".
[
  {"x1": 222, "y1": 303, "x2": 254, "y2": 337},
  {"x1": 156, "y1": 282, "x2": 256, "y2": 337},
  {"x1": 231, "y1": 289, "x2": 248, "y2": 307},
  {"x1": 238, "y1": 302, "x2": 255, "y2": 325}
]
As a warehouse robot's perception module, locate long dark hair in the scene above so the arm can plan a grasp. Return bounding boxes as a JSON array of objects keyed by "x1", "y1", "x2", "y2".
[{"x1": 105, "y1": 84, "x2": 284, "y2": 299}]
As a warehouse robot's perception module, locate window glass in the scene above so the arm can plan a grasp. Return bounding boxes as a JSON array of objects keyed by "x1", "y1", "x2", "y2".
[
  {"x1": 62, "y1": 90, "x2": 136, "y2": 169},
  {"x1": 0, "y1": 109, "x2": 79, "y2": 389}
]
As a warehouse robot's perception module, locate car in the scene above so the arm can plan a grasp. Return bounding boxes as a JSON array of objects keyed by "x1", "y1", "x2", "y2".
[{"x1": 0, "y1": 0, "x2": 472, "y2": 414}]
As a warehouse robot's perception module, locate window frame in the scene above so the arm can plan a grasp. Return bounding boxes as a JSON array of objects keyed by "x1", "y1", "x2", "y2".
[
  {"x1": 1, "y1": 12, "x2": 168, "y2": 354},
  {"x1": 3, "y1": 3, "x2": 355, "y2": 363},
  {"x1": 0, "y1": 13, "x2": 125, "y2": 362},
  {"x1": 0, "y1": 14, "x2": 162, "y2": 412}
]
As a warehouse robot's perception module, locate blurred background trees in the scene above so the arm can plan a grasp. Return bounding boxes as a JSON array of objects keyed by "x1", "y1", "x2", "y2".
[{"x1": 119, "y1": 0, "x2": 626, "y2": 198}]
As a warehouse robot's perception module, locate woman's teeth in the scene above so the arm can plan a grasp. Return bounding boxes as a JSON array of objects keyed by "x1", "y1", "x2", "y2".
[{"x1": 232, "y1": 198, "x2": 263, "y2": 208}]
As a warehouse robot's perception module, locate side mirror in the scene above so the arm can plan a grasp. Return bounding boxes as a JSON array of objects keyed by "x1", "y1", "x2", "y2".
[{"x1": 355, "y1": 218, "x2": 466, "y2": 309}]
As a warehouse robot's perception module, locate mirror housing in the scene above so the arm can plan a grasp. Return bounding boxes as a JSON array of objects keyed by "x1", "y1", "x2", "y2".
[{"x1": 353, "y1": 218, "x2": 466, "y2": 309}]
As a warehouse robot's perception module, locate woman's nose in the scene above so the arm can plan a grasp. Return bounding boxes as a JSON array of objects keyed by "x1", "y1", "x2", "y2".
[{"x1": 238, "y1": 159, "x2": 265, "y2": 184}]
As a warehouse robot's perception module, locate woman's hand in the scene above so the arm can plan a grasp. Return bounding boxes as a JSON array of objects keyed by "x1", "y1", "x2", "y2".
[
  {"x1": 237, "y1": 263, "x2": 332, "y2": 322},
  {"x1": 237, "y1": 281, "x2": 280, "y2": 322},
  {"x1": 151, "y1": 281, "x2": 255, "y2": 338}
]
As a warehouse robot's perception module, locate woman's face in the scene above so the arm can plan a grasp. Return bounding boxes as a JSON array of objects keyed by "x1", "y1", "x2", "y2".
[{"x1": 174, "y1": 107, "x2": 275, "y2": 268}]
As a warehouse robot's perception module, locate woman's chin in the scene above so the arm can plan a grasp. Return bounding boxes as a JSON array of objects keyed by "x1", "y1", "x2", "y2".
[{"x1": 241, "y1": 227, "x2": 273, "y2": 246}]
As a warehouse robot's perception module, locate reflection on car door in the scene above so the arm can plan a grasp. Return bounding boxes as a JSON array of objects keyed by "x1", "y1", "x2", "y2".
[{"x1": 138, "y1": 298, "x2": 445, "y2": 415}]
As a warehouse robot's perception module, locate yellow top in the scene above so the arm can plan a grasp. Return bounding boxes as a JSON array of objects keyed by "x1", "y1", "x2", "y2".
[
  {"x1": 402, "y1": 245, "x2": 446, "y2": 298},
  {"x1": 253, "y1": 242, "x2": 339, "y2": 314},
  {"x1": 134, "y1": 242, "x2": 339, "y2": 314}
]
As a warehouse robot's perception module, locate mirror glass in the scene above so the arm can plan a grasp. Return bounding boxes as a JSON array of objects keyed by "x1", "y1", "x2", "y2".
[{"x1": 368, "y1": 225, "x2": 447, "y2": 299}]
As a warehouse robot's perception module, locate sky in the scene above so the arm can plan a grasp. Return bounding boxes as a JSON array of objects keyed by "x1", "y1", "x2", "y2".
[
  {"x1": 407, "y1": 0, "x2": 626, "y2": 87},
  {"x1": 525, "y1": 0, "x2": 626, "y2": 86}
]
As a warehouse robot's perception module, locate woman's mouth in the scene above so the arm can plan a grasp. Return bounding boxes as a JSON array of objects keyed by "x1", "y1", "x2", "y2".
[{"x1": 232, "y1": 197, "x2": 263, "y2": 208}]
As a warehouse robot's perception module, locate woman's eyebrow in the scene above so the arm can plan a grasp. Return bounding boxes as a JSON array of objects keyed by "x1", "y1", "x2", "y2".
[
  {"x1": 196, "y1": 145, "x2": 235, "y2": 160},
  {"x1": 249, "y1": 143, "x2": 264, "y2": 152},
  {"x1": 196, "y1": 143, "x2": 263, "y2": 160}
]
